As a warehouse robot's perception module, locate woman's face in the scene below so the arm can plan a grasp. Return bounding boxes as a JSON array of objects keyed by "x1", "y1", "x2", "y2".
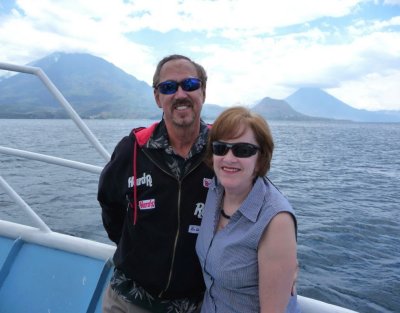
[{"x1": 213, "y1": 126, "x2": 259, "y2": 196}]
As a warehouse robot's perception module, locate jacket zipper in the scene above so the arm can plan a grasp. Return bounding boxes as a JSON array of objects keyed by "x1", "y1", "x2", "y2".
[
  {"x1": 143, "y1": 149, "x2": 205, "y2": 297},
  {"x1": 159, "y1": 181, "x2": 182, "y2": 297}
]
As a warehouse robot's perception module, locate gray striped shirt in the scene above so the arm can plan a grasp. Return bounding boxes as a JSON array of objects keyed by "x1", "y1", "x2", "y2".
[{"x1": 196, "y1": 176, "x2": 300, "y2": 313}]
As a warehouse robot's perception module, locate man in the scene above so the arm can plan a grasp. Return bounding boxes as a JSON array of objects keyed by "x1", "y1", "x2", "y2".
[{"x1": 98, "y1": 54, "x2": 214, "y2": 313}]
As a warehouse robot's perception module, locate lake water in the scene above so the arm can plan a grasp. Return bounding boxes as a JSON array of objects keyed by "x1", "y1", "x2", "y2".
[{"x1": 0, "y1": 118, "x2": 399, "y2": 313}]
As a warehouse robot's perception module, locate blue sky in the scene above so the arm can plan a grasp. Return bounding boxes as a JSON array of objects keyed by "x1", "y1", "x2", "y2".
[{"x1": 1, "y1": 0, "x2": 399, "y2": 110}]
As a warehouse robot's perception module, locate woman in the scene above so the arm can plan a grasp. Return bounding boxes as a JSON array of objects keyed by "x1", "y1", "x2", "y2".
[{"x1": 196, "y1": 106, "x2": 300, "y2": 313}]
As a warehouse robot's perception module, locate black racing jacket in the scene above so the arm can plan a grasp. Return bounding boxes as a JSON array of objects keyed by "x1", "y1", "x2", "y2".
[{"x1": 98, "y1": 123, "x2": 214, "y2": 299}]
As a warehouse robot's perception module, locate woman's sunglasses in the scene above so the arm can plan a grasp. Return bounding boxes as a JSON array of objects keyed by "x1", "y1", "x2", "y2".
[
  {"x1": 212, "y1": 141, "x2": 260, "y2": 158},
  {"x1": 156, "y1": 78, "x2": 202, "y2": 95}
]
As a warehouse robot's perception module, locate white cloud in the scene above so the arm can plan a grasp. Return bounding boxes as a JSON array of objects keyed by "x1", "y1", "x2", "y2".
[
  {"x1": 328, "y1": 70, "x2": 400, "y2": 110},
  {"x1": 1, "y1": 0, "x2": 155, "y2": 80},
  {"x1": 200, "y1": 22, "x2": 400, "y2": 108},
  {"x1": 383, "y1": 0, "x2": 400, "y2": 5},
  {"x1": 115, "y1": 0, "x2": 364, "y2": 37},
  {"x1": 1, "y1": 0, "x2": 399, "y2": 110}
]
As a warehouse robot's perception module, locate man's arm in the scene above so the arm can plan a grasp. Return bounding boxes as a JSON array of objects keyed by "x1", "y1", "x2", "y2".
[{"x1": 97, "y1": 137, "x2": 131, "y2": 244}]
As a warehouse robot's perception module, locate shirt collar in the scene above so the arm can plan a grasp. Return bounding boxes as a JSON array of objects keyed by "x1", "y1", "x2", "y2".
[
  {"x1": 146, "y1": 118, "x2": 209, "y2": 157},
  {"x1": 212, "y1": 177, "x2": 266, "y2": 223}
]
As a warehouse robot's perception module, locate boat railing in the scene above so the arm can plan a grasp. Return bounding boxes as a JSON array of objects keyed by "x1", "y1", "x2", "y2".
[
  {"x1": 0, "y1": 62, "x2": 110, "y2": 161},
  {"x1": 0, "y1": 62, "x2": 109, "y2": 234}
]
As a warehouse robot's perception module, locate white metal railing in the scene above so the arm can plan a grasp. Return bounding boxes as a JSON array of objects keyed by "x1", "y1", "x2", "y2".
[
  {"x1": 0, "y1": 146, "x2": 102, "y2": 174},
  {"x1": 0, "y1": 62, "x2": 111, "y2": 161},
  {"x1": 0, "y1": 176, "x2": 51, "y2": 232},
  {"x1": 0, "y1": 61, "x2": 109, "y2": 232}
]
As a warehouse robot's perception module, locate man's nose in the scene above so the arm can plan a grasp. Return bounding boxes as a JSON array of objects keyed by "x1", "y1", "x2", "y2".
[{"x1": 174, "y1": 85, "x2": 189, "y2": 97}]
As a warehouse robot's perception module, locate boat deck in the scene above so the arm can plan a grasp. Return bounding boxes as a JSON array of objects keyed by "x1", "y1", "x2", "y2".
[
  {"x1": 0, "y1": 221, "x2": 114, "y2": 313},
  {"x1": 0, "y1": 219, "x2": 359, "y2": 313}
]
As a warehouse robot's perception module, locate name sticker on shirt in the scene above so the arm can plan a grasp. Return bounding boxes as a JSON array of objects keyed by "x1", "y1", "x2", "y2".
[
  {"x1": 139, "y1": 199, "x2": 156, "y2": 210},
  {"x1": 203, "y1": 178, "x2": 212, "y2": 188},
  {"x1": 188, "y1": 225, "x2": 200, "y2": 234}
]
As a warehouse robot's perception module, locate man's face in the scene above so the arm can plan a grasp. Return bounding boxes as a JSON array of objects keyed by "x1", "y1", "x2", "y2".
[{"x1": 154, "y1": 59, "x2": 205, "y2": 129}]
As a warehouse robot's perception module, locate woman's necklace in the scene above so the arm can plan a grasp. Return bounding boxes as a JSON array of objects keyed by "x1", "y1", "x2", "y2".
[
  {"x1": 220, "y1": 195, "x2": 236, "y2": 219},
  {"x1": 220, "y1": 208, "x2": 231, "y2": 219}
]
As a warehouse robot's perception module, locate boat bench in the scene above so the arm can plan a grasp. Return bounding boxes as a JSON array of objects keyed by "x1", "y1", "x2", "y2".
[{"x1": 0, "y1": 237, "x2": 113, "y2": 313}]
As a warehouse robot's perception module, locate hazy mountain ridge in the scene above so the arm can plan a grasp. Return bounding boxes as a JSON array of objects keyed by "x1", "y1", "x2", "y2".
[
  {"x1": 285, "y1": 87, "x2": 400, "y2": 122},
  {"x1": 252, "y1": 97, "x2": 333, "y2": 121},
  {"x1": 1, "y1": 52, "x2": 399, "y2": 122},
  {"x1": 0, "y1": 52, "x2": 159, "y2": 119}
]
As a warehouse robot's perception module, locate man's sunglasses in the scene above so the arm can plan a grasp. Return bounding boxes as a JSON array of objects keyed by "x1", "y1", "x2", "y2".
[
  {"x1": 156, "y1": 78, "x2": 202, "y2": 95},
  {"x1": 212, "y1": 141, "x2": 260, "y2": 158}
]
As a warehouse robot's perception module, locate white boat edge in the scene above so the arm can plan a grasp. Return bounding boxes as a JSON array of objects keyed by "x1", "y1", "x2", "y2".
[
  {"x1": 0, "y1": 219, "x2": 358, "y2": 313},
  {"x1": 0, "y1": 220, "x2": 116, "y2": 261}
]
